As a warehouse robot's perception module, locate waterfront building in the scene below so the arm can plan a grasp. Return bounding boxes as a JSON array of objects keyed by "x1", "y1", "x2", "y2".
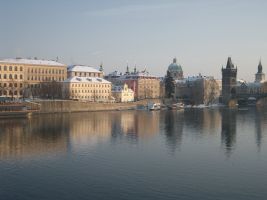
[
  {"x1": 112, "y1": 83, "x2": 134, "y2": 102},
  {"x1": 106, "y1": 67, "x2": 160, "y2": 100},
  {"x1": 0, "y1": 58, "x2": 67, "y2": 98},
  {"x1": 167, "y1": 58, "x2": 184, "y2": 80},
  {"x1": 67, "y1": 65, "x2": 103, "y2": 78},
  {"x1": 221, "y1": 57, "x2": 237, "y2": 105},
  {"x1": 175, "y1": 74, "x2": 221, "y2": 105},
  {"x1": 62, "y1": 76, "x2": 112, "y2": 102}
]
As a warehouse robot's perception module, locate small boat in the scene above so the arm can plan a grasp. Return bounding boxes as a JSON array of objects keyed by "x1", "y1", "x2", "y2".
[{"x1": 149, "y1": 103, "x2": 161, "y2": 111}]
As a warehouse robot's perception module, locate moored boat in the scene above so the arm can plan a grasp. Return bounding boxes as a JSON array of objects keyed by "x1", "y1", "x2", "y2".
[{"x1": 149, "y1": 103, "x2": 161, "y2": 111}]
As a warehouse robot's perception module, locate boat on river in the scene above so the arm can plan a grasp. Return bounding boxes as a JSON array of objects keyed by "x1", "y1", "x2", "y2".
[{"x1": 149, "y1": 103, "x2": 161, "y2": 111}]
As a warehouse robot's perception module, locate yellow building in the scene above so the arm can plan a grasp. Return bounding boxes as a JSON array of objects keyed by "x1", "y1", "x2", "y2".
[
  {"x1": 112, "y1": 83, "x2": 134, "y2": 102},
  {"x1": 63, "y1": 76, "x2": 112, "y2": 102},
  {"x1": 67, "y1": 65, "x2": 103, "y2": 78},
  {"x1": 0, "y1": 58, "x2": 67, "y2": 98}
]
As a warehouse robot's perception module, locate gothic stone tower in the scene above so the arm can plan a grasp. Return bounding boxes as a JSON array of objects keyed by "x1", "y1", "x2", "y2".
[{"x1": 221, "y1": 57, "x2": 237, "y2": 105}]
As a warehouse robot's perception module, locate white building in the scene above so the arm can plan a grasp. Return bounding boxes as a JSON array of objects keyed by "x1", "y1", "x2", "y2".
[{"x1": 112, "y1": 83, "x2": 134, "y2": 102}]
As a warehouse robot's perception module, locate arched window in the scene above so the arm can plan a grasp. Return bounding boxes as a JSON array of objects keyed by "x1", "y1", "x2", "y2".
[
  {"x1": 14, "y1": 66, "x2": 18, "y2": 71},
  {"x1": 20, "y1": 66, "x2": 23, "y2": 71},
  {"x1": 9, "y1": 74, "x2": 12, "y2": 79},
  {"x1": 20, "y1": 75, "x2": 23, "y2": 79},
  {"x1": 4, "y1": 66, "x2": 7, "y2": 71},
  {"x1": 14, "y1": 74, "x2": 18, "y2": 79},
  {"x1": 9, "y1": 66, "x2": 12, "y2": 71}
]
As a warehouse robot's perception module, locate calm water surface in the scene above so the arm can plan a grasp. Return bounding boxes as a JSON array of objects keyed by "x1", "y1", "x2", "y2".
[{"x1": 1, "y1": 108, "x2": 267, "y2": 200}]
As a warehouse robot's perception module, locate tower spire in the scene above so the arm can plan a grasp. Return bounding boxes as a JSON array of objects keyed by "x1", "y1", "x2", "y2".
[{"x1": 226, "y1": 57, "x2": 234, "y2": 69}]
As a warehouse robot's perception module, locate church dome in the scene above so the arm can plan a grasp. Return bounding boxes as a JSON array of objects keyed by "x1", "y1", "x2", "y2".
[{"x1": 168, "y1": 58, "x2": 183, "y2": 72}]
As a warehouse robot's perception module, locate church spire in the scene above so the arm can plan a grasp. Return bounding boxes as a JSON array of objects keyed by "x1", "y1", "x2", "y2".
[
  {"x1": 126, "y1": 64, "x2": 129, "y2": 74},
  {"x1": 258, "y1": 59, "x2": 263, "y2": 73},
  {"x1": 173, "y1": 57, "x2": 177, "y2": 63}
]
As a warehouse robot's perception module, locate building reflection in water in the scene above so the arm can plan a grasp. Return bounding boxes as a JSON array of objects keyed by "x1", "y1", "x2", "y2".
[
  {"x1": 67, "y1": 112, "x2": 112, "y2": 150},
  {"x1": 183, "y1": 109, "x2": 221, "y2": 136},
  {"x1": 163, "y1": 111, "x2": 184, "y2": 153},
  {"x1": 111, "y1": 111, "x2": 160, "y2": 143},
  {"x1": 0, "y1": 115, "x2": 68, "y2": 159},
  {"x1": 0, "y1": 111, "x2": 160, "y2": 160},
  {"x1": 254, "y1": 107, "x2": 267, "y2": 151},
  {"x1": 221, "y1": 109, "x2": 237, "y2": 156}
]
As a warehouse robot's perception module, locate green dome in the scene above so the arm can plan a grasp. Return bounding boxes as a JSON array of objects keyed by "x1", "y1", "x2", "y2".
[{"x1": 168, "y1": 58, "x2": 183, "y2": 72}]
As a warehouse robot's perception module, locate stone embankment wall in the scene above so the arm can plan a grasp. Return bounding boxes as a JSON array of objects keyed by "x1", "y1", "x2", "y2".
[{"x1": 35, "y1": 99, "x2": 161, "y2": 114}]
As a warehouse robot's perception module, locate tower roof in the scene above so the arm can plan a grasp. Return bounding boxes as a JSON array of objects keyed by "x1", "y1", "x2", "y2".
[
  {"x1": 258, "y1": 60, "x2": 263, "y2": 73},
  {"x1": 226, "y1": 57, "x2": 235, "y2": 69}
]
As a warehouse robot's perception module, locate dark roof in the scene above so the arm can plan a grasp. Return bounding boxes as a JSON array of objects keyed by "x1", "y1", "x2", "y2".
[{"x1": 226, "y1": 57, "x2": 235, "y2": 69}]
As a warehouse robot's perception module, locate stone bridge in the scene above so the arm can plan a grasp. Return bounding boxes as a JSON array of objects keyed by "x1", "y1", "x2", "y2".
[{"x1": 236, "y1": 93, "x2": 267, "y2": 106}]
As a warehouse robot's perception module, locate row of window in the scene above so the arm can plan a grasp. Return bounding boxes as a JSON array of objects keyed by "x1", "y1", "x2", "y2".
[
  {"x1": 71, "y1": 83, "x2": 110, "y2": 88},
  {"x1": 73, "y1": 72, "x2": 101, "y2": 77},
  {"x1": 27, "y1": 76, "x2": 64, "y2": 81},
  {"x1": 0, "y1": 90, "x2": 23, "y2": 96},
  {"x1": 0, "y1": 74, "x2": 23, "y2": 79},
  {"x1": 28, "y1": 68, "x2": 65, "y2": 74},
  {"x1": 0, "y1": 66, "x2": 23, "y2": 71},
  {"x1": 0, "y1": 83, "x2": 23, "y2": 88},
  {"x1": 70, "y1": 95, "x2": 108, "y2": 100},
  {"x1": 71, "y1": 90, "x2": 110, "y2": 94}
]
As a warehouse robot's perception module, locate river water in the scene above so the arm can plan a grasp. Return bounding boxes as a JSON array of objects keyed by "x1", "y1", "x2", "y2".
[{"x1": 0, "y1": 108, "x2": 267, "y2": 200}]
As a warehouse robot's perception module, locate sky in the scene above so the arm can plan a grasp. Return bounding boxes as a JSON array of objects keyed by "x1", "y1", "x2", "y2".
[{"x1": 1, "y1": 0, "x2": 267, "y2": 81}]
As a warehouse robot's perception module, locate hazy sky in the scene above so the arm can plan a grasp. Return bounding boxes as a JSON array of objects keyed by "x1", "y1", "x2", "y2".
[{"x1": 1, "y1": 0, "x2": 267, "y2": 81}]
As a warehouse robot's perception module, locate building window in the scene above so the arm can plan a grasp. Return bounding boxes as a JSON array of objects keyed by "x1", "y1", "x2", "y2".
[
  {"x1": 20, "y1": 66, "x2": 23, "y2": 71},
  {"x1": 20, "y1": 75, "x2": 23, "y2": 79},
  {"x1": 9, "y1": 66, "x2": 12, "y2": 71},
  {"x1": 14, "y1": 66, "x2": 18, "y2": 71},
  {"x1": 4, "y1": 66, "x2": 7, "y2": 71},
  {"x1": 14, "y1": 74, "x2": 17, "y2": 79},
  {"x1": 9, "y1": 74, "x2": 12, "y2": 79}
]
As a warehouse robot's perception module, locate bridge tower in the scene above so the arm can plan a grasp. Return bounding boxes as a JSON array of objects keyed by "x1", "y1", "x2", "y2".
[{"x1": 221, "y1": 57, "x2": 237, "y2": 105}]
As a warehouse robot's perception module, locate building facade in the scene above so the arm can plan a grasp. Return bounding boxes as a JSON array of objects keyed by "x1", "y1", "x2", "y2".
[
  {"x1": 112, "y1": 83, "x2": 134, "y2": 102},
  {"x1": 62, "y1": 76, "x2": 112, "y2": 102},
  {"x1": 0, "y1": 58, "x2": 67, "y2": 98},
  {"x1": 175, "y1": 75, "x2": 221, "y2": 105},
  {"x1": 106, "y1": 68, "x2": 160, "y2": 100}
]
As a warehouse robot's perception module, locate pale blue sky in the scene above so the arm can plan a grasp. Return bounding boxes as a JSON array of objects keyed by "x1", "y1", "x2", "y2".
[{"x1": 1, "y1": 0, "x2": 267, "y2": 81}]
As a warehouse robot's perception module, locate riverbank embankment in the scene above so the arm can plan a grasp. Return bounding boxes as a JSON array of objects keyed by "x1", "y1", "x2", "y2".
[{"x1": 34, "y1": 99, "x2": 161, "y2": 114}]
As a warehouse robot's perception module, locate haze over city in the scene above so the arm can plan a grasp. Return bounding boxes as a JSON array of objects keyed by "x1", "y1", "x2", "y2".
[{"x1": 1, "y1": 0, "x2": 267, "y2": 81}]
